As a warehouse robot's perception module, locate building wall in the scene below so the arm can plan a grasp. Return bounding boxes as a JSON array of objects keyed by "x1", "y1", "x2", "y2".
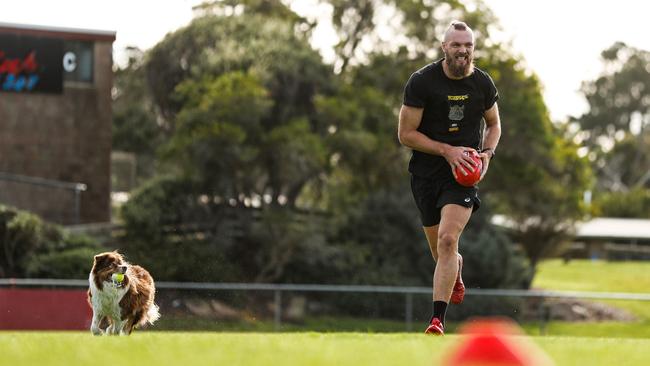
[{"x1": 0, "y1": 28, "x2": 114, "y2": 224}]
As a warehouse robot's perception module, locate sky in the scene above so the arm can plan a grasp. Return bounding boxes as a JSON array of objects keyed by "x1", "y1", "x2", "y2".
[{"x1": 3, "y1": 0, "x2": 649, "y2": 122}]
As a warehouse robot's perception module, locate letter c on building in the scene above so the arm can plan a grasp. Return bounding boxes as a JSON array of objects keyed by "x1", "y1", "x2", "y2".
[{"x1": 63, "y1": 52, "x2": 77, "y2": 72}]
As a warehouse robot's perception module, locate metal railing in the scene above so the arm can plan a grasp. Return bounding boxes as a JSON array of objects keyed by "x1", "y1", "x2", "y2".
[
  {"x1": 3, "y1": 278, "x2": 649, "y2": 331},
  {"x1": 0, "y1": 172, "x2": 87, "y2": 224}
]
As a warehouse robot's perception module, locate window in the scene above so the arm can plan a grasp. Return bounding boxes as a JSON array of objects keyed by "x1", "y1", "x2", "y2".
[{"x1": 63, "y1": 41, "x2": 93, "y2": 83}]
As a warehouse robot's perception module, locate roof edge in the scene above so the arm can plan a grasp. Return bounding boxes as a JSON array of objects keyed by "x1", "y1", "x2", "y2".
[{"x1": 0, "y1": 22, "x2": 116, "y2": 42}]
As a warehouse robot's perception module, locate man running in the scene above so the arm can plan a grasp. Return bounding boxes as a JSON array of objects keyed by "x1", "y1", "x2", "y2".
[{"x1": 397, "y1": 21, "x2": 501, "y2": 335}]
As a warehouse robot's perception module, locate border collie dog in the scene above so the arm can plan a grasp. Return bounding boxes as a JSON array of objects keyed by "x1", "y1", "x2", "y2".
[{"x1": 88, "y1": 251, "x2": 160, "y2": 335}]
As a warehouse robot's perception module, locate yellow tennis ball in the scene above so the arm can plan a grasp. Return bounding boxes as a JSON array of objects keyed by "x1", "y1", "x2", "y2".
[{"x1": 112, "y1": 273, "x2": 125, "y2": 283}]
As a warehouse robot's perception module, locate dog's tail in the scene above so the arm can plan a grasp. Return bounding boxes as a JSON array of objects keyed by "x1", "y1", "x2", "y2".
[{"x1": 146, "y1": 303, "x2": 161, "y2": 325}]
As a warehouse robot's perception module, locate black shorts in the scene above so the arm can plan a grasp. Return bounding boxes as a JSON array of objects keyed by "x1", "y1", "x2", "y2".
[{"x1": 410, "y1": 174, "x2": 480, "y2": 227}]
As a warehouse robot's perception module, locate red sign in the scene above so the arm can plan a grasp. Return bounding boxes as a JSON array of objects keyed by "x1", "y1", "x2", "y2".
[{"x1": 0, "y1": 34, "x2": 63, "y2": 93}]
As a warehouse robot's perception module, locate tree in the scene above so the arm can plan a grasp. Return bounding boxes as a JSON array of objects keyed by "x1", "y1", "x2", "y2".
[
  {"x1": 593, "y1": 187, "x2": 650, "y2": 219},
  {"x1": 119, "y1": 11, "x2": 340, "y2": 284},
  {"x1": 147, "y1": 14, "x2": 333, "y2": 208},
  {"x1": 325, "y1": 0, "x2": 498, "y2": 73},
  {"x1": 575, "y1": 42, "x2": 650, "y2": 192},
  {"x1": 475, "y1": 54, "x2": 592, "y2": 272},
  {"x1": 112, "y1": 47, "x2": 163, "y2": 182},
  {"x1": 194, "y1": 0, "x2": 310, "y2": 26}
]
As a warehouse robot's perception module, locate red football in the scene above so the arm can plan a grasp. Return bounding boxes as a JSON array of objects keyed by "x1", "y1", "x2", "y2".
[{"x1": 454, "y1": 151, "x2": 483, "y2": 187}]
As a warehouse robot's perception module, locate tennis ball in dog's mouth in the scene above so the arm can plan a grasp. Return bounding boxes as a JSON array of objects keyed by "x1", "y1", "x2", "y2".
[{"x1": 112, "y1": 273, "x2": 125, "y2": 283}]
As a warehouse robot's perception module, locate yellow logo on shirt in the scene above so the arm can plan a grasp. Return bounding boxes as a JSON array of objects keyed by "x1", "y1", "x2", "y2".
[{"x1": 448, "y1": 95, "x2": 469, "y2": 101}]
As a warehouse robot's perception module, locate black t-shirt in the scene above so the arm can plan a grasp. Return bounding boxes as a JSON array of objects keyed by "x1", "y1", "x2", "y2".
[{"x1": 402, "y1": 59, "x2": 499, "y2": 179}]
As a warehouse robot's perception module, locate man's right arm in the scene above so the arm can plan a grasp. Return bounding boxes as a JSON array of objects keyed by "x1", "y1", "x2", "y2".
[
  {"x1": 398, "y1": 105, "x2": 448, "y2": 156},
  {"x1": 398, "y1": 105, "x2": 478, "y2": 176}
]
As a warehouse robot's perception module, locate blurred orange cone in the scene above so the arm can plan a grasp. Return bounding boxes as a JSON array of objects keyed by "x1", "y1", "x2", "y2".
[{"x1": 443, "y1": 317, "x2": 554, "y2": 366}]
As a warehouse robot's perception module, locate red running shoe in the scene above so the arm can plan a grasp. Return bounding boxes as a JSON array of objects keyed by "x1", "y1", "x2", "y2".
[
  {"x1": 424, "y1": 317, "x2": 445, "y2": 335},
  {"x1": 451, "y1": 253, "x2": 465, "y2": 304}
]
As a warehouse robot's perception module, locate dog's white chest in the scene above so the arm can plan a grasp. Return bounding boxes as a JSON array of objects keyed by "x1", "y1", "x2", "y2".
[{"x1": 89, "y1": 274, "x2": 128, "y2": 319}]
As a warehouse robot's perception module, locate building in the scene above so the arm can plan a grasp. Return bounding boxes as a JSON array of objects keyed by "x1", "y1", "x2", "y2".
[
  {"x1": 0, "y1": 22, "x2": 115, "y2": 224},
  {"x1": 571, "y1": 217, "x2": 650, "y2": 260},
  {"x1": 493, "y1": 214, "x2": 650, "y2": 260}
]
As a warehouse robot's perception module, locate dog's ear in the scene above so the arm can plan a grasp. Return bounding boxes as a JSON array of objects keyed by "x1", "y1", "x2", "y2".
[
  {"x1": 113, "y1": 250, "x2": 127, "y2": 261},
  {"x1": 93, "y1": 253, "x2": 109, "y2": 266}
]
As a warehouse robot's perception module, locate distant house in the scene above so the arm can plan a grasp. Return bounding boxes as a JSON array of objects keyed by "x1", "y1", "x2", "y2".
[
  {"x1": 571, "y1": 217, "x2": 650, "y2": 260},
  {"x1": 492, "y1": 215, "x2": 650, "y2": 260}
]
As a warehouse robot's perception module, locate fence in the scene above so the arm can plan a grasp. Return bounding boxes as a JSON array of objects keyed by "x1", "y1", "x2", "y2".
[
  {"x1": 0, "y1": 172, "x2": 87, "y2": 224},
  {"x1": 2, "y1": 278, "x2": 649, "y2": 332}
]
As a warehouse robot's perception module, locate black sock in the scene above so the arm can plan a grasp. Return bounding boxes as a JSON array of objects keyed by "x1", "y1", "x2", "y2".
[{"x1": 431, "y1": 301, "x2": 448, "y2": 326}]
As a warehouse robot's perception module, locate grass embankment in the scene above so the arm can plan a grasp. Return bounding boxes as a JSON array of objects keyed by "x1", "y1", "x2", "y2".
[{"x1": 529, "y1": 259, "x2": 650, "y2": 337}]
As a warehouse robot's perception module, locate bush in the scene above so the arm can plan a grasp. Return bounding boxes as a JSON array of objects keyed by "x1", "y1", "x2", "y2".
[
  {"x1": 26, "y1": 246, "x2": 101, "y2": 279},
  {"x1": 118, "y1": 175, "x2": 243, "y2": 282},
  {"x1": 119, "y1": 175, "x2": 333, "y2": 283},
  {"x1": 326, "y1": 189, "x2": 532, "y2": 320},
  {"x1": 593, "y1": 188, "x2": 650, "y2": 218},
  {"x1": 0, "y1": 205, "x2": 101, "y2": 278},
  {"x1": 461, "y1": 208, "x2": 533, "y2": 289}
]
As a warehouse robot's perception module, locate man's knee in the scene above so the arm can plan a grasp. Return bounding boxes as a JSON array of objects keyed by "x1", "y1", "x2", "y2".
[{"x1": 437, "y1": 232, "x2": 459, "y2": 254}]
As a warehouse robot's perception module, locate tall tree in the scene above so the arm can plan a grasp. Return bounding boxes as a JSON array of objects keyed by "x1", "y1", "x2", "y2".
[
  {"x1": 121, "y1": 11, "x2": 341, "y2": 284},
  {"x1": 112, "y1": 47, "x2": 163, "y2": 181},
  {"x1": 147, "y1": 14, "x2": 333, "y2": 208},
  {"x1": 576, "y1": 42, "x2": 650, "y2": 192},
  {"x1": 477, "y1": 54, "x2": 592, "y2": 272},
  {"x1": 325, "y1": 0, "x2": 497, "y2": 73}
]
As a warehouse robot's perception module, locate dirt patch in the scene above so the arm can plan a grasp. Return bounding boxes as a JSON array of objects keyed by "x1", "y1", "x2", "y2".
[{"x1": 524, "y1": 297, "x2": 637, "y2": 322}]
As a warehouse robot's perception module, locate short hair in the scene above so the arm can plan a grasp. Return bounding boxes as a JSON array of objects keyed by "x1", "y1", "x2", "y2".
[{"x1": 443, "y1": 21, "x2": 473, "y2": 42}]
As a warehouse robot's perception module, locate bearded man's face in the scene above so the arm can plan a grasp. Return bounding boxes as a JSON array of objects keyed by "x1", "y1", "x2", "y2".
[{"x1": 443, "y1": 31, "x2": 475, "y2": 78}]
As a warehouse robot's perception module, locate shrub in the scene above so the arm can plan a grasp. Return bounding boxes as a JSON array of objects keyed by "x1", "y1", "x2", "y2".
[
  {"x1": 0, "y1": 205, "x2": 101, "y2": 278},
  {"x1": 593, "y1": 188, "x2": 650, "y2": 218}
]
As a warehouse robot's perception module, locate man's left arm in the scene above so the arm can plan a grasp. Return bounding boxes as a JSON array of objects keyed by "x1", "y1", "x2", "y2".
[{"x1": 479, "y1": 102, "x2": 501, "y2": 180}]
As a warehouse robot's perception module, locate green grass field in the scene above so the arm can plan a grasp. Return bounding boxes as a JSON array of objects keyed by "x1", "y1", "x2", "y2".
[
  {"x1": 529, "y1": 259, "x2": 650, "y2": 338},
  {"x1": 534, "y1": 259, "x2": 650, "y2": 318},
  {"x1": 1, "y1": 332, "x2": 649, "y2": 366},
  {"x1": 3, "y1": 259, "x2": 649, "y2": 365},
  {"x1": 533, "y1": 259, "x2": 650, "y2": 294}
]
